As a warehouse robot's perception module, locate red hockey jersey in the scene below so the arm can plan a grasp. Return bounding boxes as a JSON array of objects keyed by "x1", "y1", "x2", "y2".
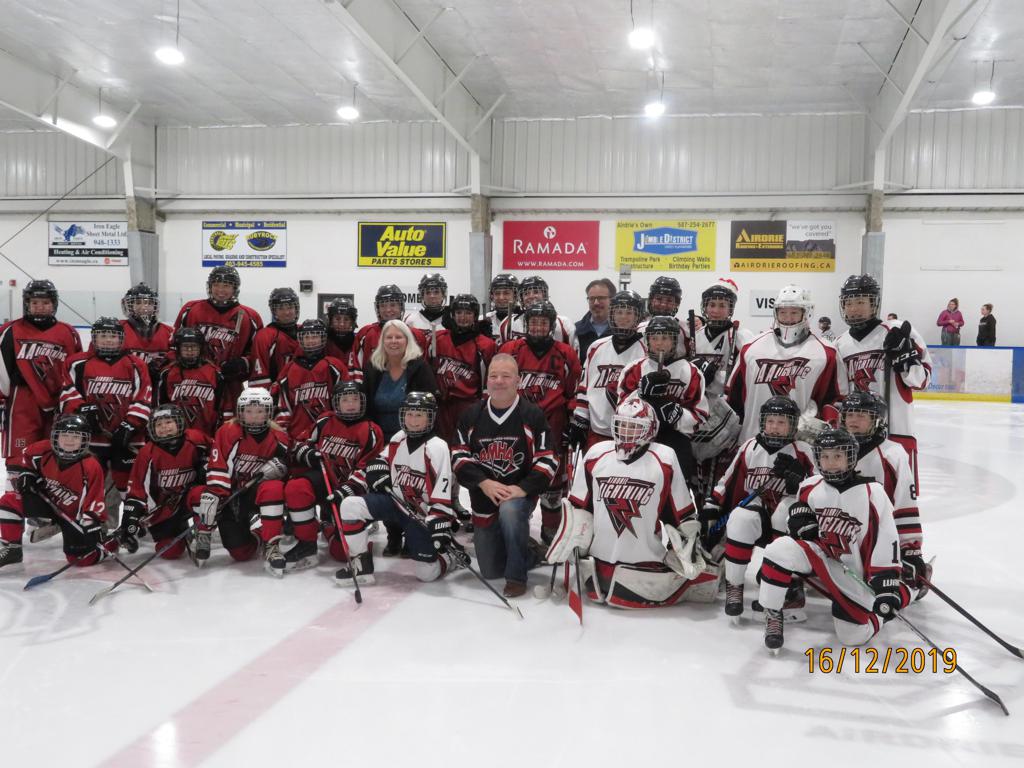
[
  {"x1": 617, "y1": 357, "x2": 709, "y2": 436},
  {"x1": 119, "y1": 319, "x2": 174, "y2": 372},
  {"x1": 299, "y1": 414, "x2": 385, "y2": 493},
  {"x1": 274, "y1": 355, "x2": 351, "y2": 439},
  {"x1": 0, "y1": 318, "x2": 82, "y2": 411},
  {"x1": 206, "y1": 422, "x2": 290, "y2": 496},
  {"x1": 157, "y1": 362, "x2": 229, "y2": 435},
  {"x1": 498, "y1": 338, "x2": 581, "y2": 419},
  {"x1": 10, "y1": 439, "x2": 107, "y2": 528},
  {"x1": 60, "y1": 352, "x2": 153, "y2": 447},
  {"x1": 429, "y1": 328, "x2": 496, "y2": 401},
  {"x1": 125, "y1": 429, "x2": 211, "y2": 526},
  {"x1": 249, "y1": 324, "x2": 300, "y2": 389}
]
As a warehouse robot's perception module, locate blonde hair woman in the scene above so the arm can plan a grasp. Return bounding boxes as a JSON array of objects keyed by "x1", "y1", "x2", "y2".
[{"x1": 361, "y1": 319, "x2": 438, "y2": 556}]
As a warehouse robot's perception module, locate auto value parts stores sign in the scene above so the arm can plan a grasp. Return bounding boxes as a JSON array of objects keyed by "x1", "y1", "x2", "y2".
[
  {"x1": 358, "y1": 222, "x2": 446, "y2": 268},
  {"x1": 502, "y1": 221, "x2": 599, "y2": 270}
]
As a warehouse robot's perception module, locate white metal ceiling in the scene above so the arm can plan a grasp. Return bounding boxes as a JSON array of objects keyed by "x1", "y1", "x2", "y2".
[{"x1": 0, "y1": 0, "x2": 1019, "y2": 128}]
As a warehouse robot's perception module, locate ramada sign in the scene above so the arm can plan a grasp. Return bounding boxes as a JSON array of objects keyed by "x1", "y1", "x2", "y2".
[{"x1": 502, "y1": 221, "x2": 599, "y2": 270}]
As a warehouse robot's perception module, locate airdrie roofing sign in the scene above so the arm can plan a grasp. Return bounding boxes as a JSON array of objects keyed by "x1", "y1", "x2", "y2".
[{"x1": 730, "y1": 220, "x2": 835, "y2": 272}]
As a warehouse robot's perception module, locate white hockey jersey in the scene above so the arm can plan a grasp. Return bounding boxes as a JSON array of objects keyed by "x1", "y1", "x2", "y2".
[
  {"x1": 499, "y1": 312, "x2": 576, "y2": 350},
  {"x1": 483, "y1": 309, "x2": 510, "y2": 342},
  {"x1": 570, "y1": 441, "x2": 696, "y2": 566},
  {"x1": 616, "y1": 356, "x2": 709, "y2": 436},
  {"x1": 386, "y1": 431, "x2": 454, "y2": 523},
  {"x1": 835, "y1": 320, "x2": 932, "y2": 439},
  {"x1": 693, "y1": 323, "x2": 756, "y2": 397},
  {"x1": 856, "y1": 438, "x2": 920, "y2": 548},
  {"x1": 794, "y1": 474, "x2": 901, "y2": 580},
  {"x1": 403, "y1": 310, "x2": 445, "y2": 356},
  {"x1": 573, "y1": 335, "x2": 647, "y2": 437},
  {"x1": 726, "y1": 330, "x2": 840, "y2": 443},
  {"x1": 711, "y1": 435, "x2": 815, "y2": 514}
]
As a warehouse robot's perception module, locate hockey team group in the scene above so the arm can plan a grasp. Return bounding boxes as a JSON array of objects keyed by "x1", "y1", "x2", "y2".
[{"x1": 0, "y1": 267, "x2": 936, "y2": 654}]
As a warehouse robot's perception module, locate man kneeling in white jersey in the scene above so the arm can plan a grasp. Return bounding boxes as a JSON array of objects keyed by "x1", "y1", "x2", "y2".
[
  {"x1": 546, "y1": 398, "x2": 720, "y2": 608},
  {"x1": 757, "y1": 428, "x2": 920, "y2": 653}
]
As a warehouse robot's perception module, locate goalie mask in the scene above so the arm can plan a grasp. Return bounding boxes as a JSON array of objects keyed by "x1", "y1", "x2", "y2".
[
  {"x1": 148, "y1": 403, "x2": 187, "y2": 450},
  {"x1": 51, "y1": 413, "x2": 91, "y2": 463},
  {"x1": 237, "y1": 387, "x2": 274, "y2": 433},
  {"x1": 839, "y1": 390, "x2": 887, "y2": 444},
  {"x1": 772, "y1": 284, "x2": 813, "y2": 347},
  {"x1": 399, "y1": 391, "x2": 438, "y2": 438},
  {"x1": 612, "y1": 397, "x2": 658, "y2": 463},
  {"x1": 758, "y1": 395, "x2": 799, "y2": 449},
  {"x1": 813, "y1": 428, "x2": 859, "y2": 484},
  {"x1": 332, "y1": 380, "x2": 367, "y2": 423}
]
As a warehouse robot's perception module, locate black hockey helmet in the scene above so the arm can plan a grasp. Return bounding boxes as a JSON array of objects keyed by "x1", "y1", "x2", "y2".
[
  {"x1": 332, "y1": 380, "x2": 367, "y2": 422},
  {"x1": 327, "y1": 297, "x2": 358, "y2": 325},
  {"x1": 296, "y1": 318, "x2": 327, "y2": 357},
  {"x1": 759, "y1": 395, "x2": 800, "y2": 449},
  {"x1": 399, "y1": 391, "x2": 438, "y2": 437},
  {"x1": 91, "y1": 316, "x2": 125, "y2": 360},
  {"x1": 839, "y1": 390, "x2": 887, "y2": 444},
  {"x1": 51, "y1": 413, "x2": 91, "y2": 463},
  {"x1": 523, "y1": 300, "x2": 557, "y2": 341},
  {"x1": 207, "y1": 266, "x2": 240, "y2": 307},
  {"x1": 449, "y1": 293, "x2": 480, "y2": 330},
  {"x1": 148, "y1": 403, "x2": 187, "y2": 449},
  {"x1": 171, "y1": 326, "x2": 208, "y2": 368},
  {"x1": 609, "y1": 290, "x2": 644, "y2": 337},
  {"x1": 490, "y1": 273, "x2": 519, "y2": 293},
  {"x1": 813, "y1": 427, "x2": 859, "y2": 483},
  {"x1": 644, "y1": 315, "x2": 682, "y2": 363},
  {"x1": 268, "y1": 287, "x2": 300, "y2": 324},
  {"x1": 647, "y1": 276, "x2": 681, "y2": 315},
  {"x1": 419, "y1": 272, "x2": 448, "y2": 295},
  {"x1": 701, "y1": 281, "x2": 738, "y2": 333},
  {"x1": 839, "y1": 274, "x2": 881, "y2": 330},
  {"x1": 121, "y1": 283, "x2": 159, "y2": 323},
  {"x1": 23, "y1": 279, "x2": 59, "y2": 323},
  {"x1": 375, "y1": 284, "x2": 406, "y2": 320},
  {"x1": 519, "y1": 275, "x2": 549, "y2": 303}
]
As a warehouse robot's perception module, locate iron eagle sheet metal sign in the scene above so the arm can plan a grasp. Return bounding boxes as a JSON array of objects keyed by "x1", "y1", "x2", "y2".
[{"x1": 48, "y1": 221, "x2": 128, "y2": 266}]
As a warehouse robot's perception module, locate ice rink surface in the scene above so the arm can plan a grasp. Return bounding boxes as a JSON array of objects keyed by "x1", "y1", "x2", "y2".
[{"x1": 2, "y1": 400, "x2": 1022, "y2": 768}]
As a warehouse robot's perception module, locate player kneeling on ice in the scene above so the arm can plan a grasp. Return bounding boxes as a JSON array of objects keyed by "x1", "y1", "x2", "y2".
[
  {"x1": 712, "y1": 395, "x2": 815, "y2": 620},
  {"x1": 287, "y1": 381, "x2": 384, "y2": 570},
  {"x1": 547, "y1": 398, "x2": 720, "y2": 608},
  {"x1": 192, "y1": 387, "x2": 291, "y2": 572},
  {"x1": 119, "y1": 404, "x2": 211, "y2": 560},
  {"x1": 757, "y1": 428, "x2": 919, "y2": 653},
  {"x1": 335, "y1": 392, "x2": 462, "y2": 585},
  {"x1": 0, "y1": 414, "x2": 112, "y2": 569}
]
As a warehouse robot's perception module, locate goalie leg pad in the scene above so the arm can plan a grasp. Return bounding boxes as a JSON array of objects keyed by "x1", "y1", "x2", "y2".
[
  {"x1": 605, "y1": 561, "x2": 691, "y2": 609},
  {"x1": 581, "y1": 556, "x2": 604, "y2": 603},
  {"x1": 545, "y1": 500, "x2": 593, "y2": 565}
]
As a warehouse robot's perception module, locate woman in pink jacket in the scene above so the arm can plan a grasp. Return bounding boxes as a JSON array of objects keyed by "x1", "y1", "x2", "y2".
[{"x1": 936, "y1": 298, "x2": 964, "y2": 346}]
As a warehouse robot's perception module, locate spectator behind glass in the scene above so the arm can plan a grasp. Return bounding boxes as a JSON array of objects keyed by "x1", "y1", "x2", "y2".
[
  {"x1": 886, "y1": 312, "x2": 898, "y2": 321},
  {"x1": 977, "y1": 303, "x2": 996, "y2": 347},
  {"x1": 936, "y1": 298, "x2": 964, "y2": 346},
  {"x1": 574, "y1": 277, "x2": 616, "y2": 359}
]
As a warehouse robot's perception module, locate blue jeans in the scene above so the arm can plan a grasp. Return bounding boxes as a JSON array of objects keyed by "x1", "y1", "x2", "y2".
[{"x1": 473, "y1": 496, "x2": 539, "y2": 584}]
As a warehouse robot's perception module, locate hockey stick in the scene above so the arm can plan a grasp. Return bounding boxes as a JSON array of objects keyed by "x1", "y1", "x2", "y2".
[
  {"x1": 24, "y1": 549, "x2": 100, "y2": 590},
  {"x1": 706, "y1": 487, "x2": 763, "y2": 541},
  {"x1": 569, "y1": 547, "x2": 583, "y2": 625},
  {"x1": 318, "y1": 457, "x2": 362, "y2": 605},
  {"x1": 387, "y1": 487, "x2": 523, "y2": 620},
  {"x1": 826, "y1": 563, "x2": 1009, "y2": 716},
  {"x1": 919, "y1": 577, "x2": 1023, "y2": 660},
  {"x1": 687, "y1": 309, "x2": 697, "y2": 360}
]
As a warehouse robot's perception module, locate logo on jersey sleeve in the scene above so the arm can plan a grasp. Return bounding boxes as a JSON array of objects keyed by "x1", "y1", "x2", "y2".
[
  {"x1": 753, "y1": 357, "x2": 811, "y2": 397},
  {"x1": 477, "y1": 437, "x2": 525, "y2": 475},
  {"x1": 816, "y1": 506, "x2": 863, "y2": 560},
  {"x1": 843, "y1": 350, "x2": 885, "y2": 392},
  {"x1": 595, "y1": 476, "x2": 656, "y2": 537}
]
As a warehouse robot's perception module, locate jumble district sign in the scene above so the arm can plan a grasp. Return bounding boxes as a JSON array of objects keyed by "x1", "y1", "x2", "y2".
[{"x1": 615, "y1": 220, "x2": 716, "y2": 271}]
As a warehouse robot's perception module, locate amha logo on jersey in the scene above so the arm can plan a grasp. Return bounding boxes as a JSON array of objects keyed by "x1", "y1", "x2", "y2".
[
  {"x1": 596, "y1": 476, "x2": 655, "y2": 537},
  {"x1": 753, "y1": 357, "x2": 811, "y2": 397},
  {"x1": 477, "y1": 437, "x2": 525, "y2": 476},
  {"x1": 844, "y1": 351, "x2": 885, "y2": 392}
]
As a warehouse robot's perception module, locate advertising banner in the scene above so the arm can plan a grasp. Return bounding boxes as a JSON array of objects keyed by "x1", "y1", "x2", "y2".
[
  {"x1": 48, "y1": 221, "x2": 128, "y2": 266},
  {"x1": 614, "y1": 219, "x2": 716, "y2": 271},
  {"x1": 502, "y1": 221, "x2": 599, "y2": 270},
  {"x1": 730, "y1": 220, "x2": 835, "y2": 272},
  {"x1": 358, "y1": 222, "x2": 446, "y2": 268},
  {"x1": 202, "y1": 221, "x2": 287, "y2": 268}
]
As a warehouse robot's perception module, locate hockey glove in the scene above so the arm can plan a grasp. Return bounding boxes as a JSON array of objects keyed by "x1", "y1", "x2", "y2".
[
  {"x1": 117, "y1": 500, "x2": 147, "y2": 554},
  {"x1": 260, "y1": 457, "x2": 288, "y2": 481},
  {"x1": 900, "y1": 546, "x2": 929, "y2": 588},
  {"x1": 772, "y1": 453, "x2": 808, "y2": 494},
  {"x1": 890, "y1": 346, "x2": 921, "y2": 374},
  {"x1": 14, "y1": 471, "x2": 44, "y2": 497},
  {"x1": 427, "y1": 515, "x2": 456, "y2": 553},
  {"x1": 364, "y1": 459, "x2": 391, "y2": 494},
  {"x1": 295, "y1": 444, "x2": 323, "y2": 469},
  {"x1": 654, "y1": 399, "x2": 684, "y2": 426},
  {"x1": 566, "y1": 413, "x2": 590, "y2": 450},
  {"x1": 326, "y1": 485, "x2": 354, "y2": 507},
  {"x1": 197, "y1": 492, "x2": 220, "y2": 528},
  {"x1": 110, "y1": 422, "x2": 135, "y2": 452},
  {"x1": 76, "y1": 403, "x2": 100, "y2": 431},
  {"x1": 870, "y1": 572, "x2": 902, "y2": 618},
  {"x1": 692, "y1": 357, "x2": 719, "y2": 384},
  {"x1": 638, "y1": 369, "x2": 671, "y2": 400},
  {"x1": 664, "y1": 518, "x2": 705, "y2": 581},
  {"x1": 787, "y1": 502, "x2": 819, "y2": 541},
  {"x1": 698, "y1": 500, "x2": 723, "y2": 547},
  {"x1": 220, "y1": 357, "x2": 249, "y2": 381}
]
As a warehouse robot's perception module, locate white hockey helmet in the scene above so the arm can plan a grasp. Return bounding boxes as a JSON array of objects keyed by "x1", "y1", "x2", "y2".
[
  {"x1": 237, "y1": 386, "x2": 274, "y2": 433},
  {"x1": 612, "y1": 396, "x2": 658, "y2": 463},
  {"x1": 773, "y1": 284, "x2": 813, "y2": 347}
]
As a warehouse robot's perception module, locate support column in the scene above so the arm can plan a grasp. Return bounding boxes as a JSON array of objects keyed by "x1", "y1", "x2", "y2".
[
  {"x1": 861, "y1": 149, "x2": 886, "y2": 286},
  {"x1": 121, "y1": 129, "x2": 160, "y2": 293},
  {"x1": 469, "y1": 193, "x2": 491, "y2": 308}
]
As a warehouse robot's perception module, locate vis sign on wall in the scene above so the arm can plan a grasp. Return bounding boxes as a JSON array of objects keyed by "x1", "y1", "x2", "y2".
[
  {"x1": 49, "y1": 221, "x2": 128, "y2": 266},
  {"x1": 614, "y1": 220, "x2": 716, "y2": 271},
  {"x1": 358, "y1": 222, "x2": 446, "y2": 268},
  {"x1": 203, "y1": 221, "x2": 287, "y2": 268},
  {"x1": 730, "y1": 220, "x2": 835, "y2": 272},
  {"x1": 502, "y1": 221, "x2": 599, "y2": 270}
]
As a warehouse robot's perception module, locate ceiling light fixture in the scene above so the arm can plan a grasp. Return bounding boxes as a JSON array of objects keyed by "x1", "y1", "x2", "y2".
[
  {"x1": 628, "y1": 0, "x2": 655, "y2": 50},
  {"x1": 92, "y1": 88, "x2": 117, "y2": 128},
  {"x1": 154, "y1": 0, "x2": 185, "y2": 65},
  {"x1": 337, "y1": 82, "x2": 360, "y2": 121},
  {"x1": 971, "y1": 60, "x2": 996, "y2": 105},
  {"x1": 644, "y1": 70, "x2": 666, "y2": 118}
]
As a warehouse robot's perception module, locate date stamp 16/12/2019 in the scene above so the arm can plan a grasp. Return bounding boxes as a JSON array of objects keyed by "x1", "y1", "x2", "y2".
[{"x1": 806, "y1": 647, "x2": 957, "y2": 674}]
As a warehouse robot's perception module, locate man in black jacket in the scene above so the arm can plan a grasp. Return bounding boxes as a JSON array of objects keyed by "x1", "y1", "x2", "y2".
[
  {"x1": 574, "y1": 278, "x2": 616, "y2": 359},
  {"x1": 453, "y1": 354, "x2": 557, "y2": 597}
]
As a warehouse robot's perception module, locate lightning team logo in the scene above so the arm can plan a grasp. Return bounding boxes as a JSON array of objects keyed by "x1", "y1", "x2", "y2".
[
  {"x1": 753, "y1": 357, "x2": 811, "y2": 397},
  {"x1": 596, "y1": 476, "x2": 655, "y2": 538},
  {"x1": 816, "y1": 506, "x2": 863, "y2": 560},
  {"x1": 844, "y1": 351, "x2": 885, "y2": 392}
]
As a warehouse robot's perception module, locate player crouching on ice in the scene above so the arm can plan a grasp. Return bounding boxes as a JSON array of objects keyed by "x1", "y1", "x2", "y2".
[
  {"x1": 192, "y1": 387, "x2": 290, "y2": 573},
  {"x1": 545, "y1": 398, "x2": 719, "y2": 608},
  {"x1": 756, "y1": 428, "x2": 919, "y2": 653},
  {"x1": 334, "y1": 391, "x2": 463, "y2": 586},
  {"x1": 118, "y1": 404, "x2": 210, "y2": 560},
  {"x1": 0, "y1": 414, "x2": 113, "y2": 569}
]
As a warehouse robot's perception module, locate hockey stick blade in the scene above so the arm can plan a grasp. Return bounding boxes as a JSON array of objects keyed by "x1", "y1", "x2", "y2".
[
  {"x1": 89, "y1": 527, "x2": 193, "y2": 605},
  {"x1": 24, "y1": 561, "x2": 75, "y2": 590},
  {"x1": 318, "y1": 458, "x2": 362, "y2": 605},
  {"x1": 922, "y1": 578, "x2": 1022, "y2": 660}
]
